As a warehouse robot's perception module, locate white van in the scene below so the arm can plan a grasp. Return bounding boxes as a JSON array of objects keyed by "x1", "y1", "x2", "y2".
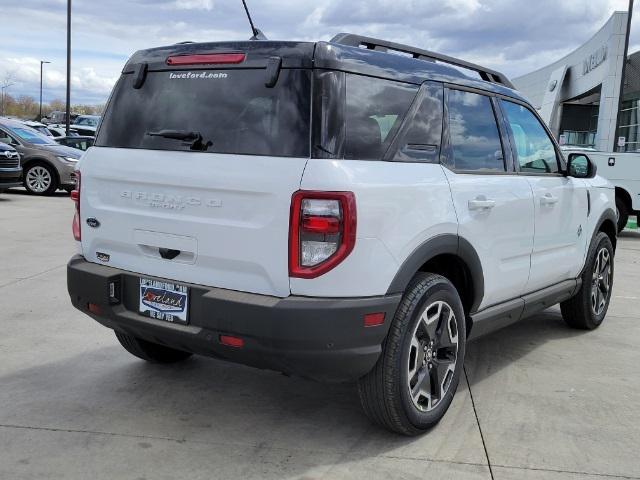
[{"x1": 562, "y1": 147, "x2": 639, "y2": 231}]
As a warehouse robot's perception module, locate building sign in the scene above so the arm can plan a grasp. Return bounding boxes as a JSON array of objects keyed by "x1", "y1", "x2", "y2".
[{"x1": 583, "y1": 46, "x2": 608, "y2": 75}]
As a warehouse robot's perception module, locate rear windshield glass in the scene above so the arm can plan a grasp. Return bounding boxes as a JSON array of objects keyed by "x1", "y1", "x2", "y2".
[{"x1": 96, "y1": 69, "x2": 311, "y2": 157}]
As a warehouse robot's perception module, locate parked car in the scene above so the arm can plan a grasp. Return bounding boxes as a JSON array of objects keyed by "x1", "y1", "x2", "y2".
[
  {"x1": 55, "y1": 136, "x2": 94, "y2": 151},
  {"x1": 0, "y1": 141, "x2": 22, "y2": 193},
  {"x1": 562, "y1": 146, "x2": 639, "y2": 232},
  {"x1": 46, "y1": 124, "x2": 80, "y2": 138},
  {"x1": 71, "y1": 115, "x2": 100, "y2": 136},
  {"x1": 0, "y1": 118, "x2": 81, "y2": 195},
  {"x1": 41, "y1": 111, "x2": 78, "y2": 125},
  {"x1": 21, "y1": 120, "x2": 53, "y2": 137},
  {"x1": 67, "y1": 34, "x2": 617, "y2": 435}
]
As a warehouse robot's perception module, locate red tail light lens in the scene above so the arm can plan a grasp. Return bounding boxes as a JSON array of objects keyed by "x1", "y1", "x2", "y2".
[
  {"x1": 71, "y1": 171, "x2": 81, "y2": 241},
  {"x1": 289, "y1": 191, "x2": 356, "y2": 279},
  {"x1": 364, "y1": 312, "x2": 385, "y2": 327},
  {"x1": 166, "y1": 53, "x2": 245, "y2": 66},
  {"x1": 219, "y1": 335, "x2": 244, "y2": 348}
]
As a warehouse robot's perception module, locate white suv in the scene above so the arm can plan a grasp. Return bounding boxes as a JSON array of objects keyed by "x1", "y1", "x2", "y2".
[{"x1": 67, "y1": 34, "x2": 617, "y2": 435}]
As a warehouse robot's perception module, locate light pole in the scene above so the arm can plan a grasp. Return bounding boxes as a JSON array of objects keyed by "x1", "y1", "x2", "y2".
[
  {"x1": 65, "y1": 0, "x2": 71, "y2": 135},
  {"x1": 39, "y1": 60, "x2": 51, "y2": 121},
  {"x1": 1, "y1": 82, "x2": 14, "y2": 116}
]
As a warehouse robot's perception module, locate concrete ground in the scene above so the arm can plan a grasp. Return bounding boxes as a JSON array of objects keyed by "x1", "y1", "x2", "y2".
[{"x1": 1, "y1": 189, "x2": 639, "y2": 480}]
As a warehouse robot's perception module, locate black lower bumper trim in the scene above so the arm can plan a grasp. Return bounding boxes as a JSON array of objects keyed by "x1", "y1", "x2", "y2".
[{"x1": 67, "y1": 255, "x2": 401, "y2": 382}]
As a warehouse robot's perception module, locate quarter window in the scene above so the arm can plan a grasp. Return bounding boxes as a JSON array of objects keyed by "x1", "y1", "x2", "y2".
[
  {"x1": 345, "y1": 75, "x2": 418, "y2": 160},
  {"x1": 501, "y1": 100, "x2": 559, "y2": 174},
  {"x1": 447, "y1": 90, "x2": 505, "y2": 172}
]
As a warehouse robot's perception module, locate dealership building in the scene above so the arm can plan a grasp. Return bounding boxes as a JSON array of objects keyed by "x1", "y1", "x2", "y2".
[{"x1": 513, "y1": 11, "x2": 640, "y2": 152}]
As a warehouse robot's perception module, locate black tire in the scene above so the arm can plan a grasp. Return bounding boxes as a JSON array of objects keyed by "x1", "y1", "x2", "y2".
[
  {"x1": 23, "y1": 161, "x2": 58, "y2": 196},
  {"x1": 616, "y1": 197, "x2": 629, "y2": 233},
  {"x1": 561, "y1": 232, "x2": 614, "y2": 330},
  {"x1": 115, "y1": 331, "x2": 193, "y2": 363},
  {"x1": 358, "y1": 273, "x2": 466, "y2": 435}
]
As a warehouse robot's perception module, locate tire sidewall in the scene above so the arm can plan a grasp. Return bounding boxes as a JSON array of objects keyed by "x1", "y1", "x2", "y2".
[
  {"x1": 397, "y1": 278, "x2": 467, "y2": 428},
  {"x1": 616, "y1": 198, "x2": 628, "y2": 232},
  {"x1": 582, "y1": 233, "x2": 615, "y2": 327}
]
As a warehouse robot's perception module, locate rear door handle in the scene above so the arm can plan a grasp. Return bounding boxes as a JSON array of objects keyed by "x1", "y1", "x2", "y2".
[
  {"x1": 468, "y1": 196, "x2": 496, "y2": 210},
  {"x1": 540, "y1": 193, "x2": 559, "y2": 206}
]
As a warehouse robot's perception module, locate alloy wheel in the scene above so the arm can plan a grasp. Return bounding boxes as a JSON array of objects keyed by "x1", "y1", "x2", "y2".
[
  {"x1": 591, "y1": 247, "x2": 612, "y2": 316},
  {"x1": 26, "y1": 166, "x2": 52, "y2": 193},
  {"x1": 407, "y1": 300, "x2": 459, "y2": 412}
]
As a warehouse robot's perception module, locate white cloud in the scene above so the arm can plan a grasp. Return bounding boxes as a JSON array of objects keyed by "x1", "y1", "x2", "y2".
[
  {"x1": 172, "y1": 0, "x2": 214, "y2": 10},
  {"x1": 0, "y1": 0, "x2": 637, "y2": 104}
]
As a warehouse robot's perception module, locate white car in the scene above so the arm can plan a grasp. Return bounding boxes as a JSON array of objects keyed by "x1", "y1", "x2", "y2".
[
  {"x1": 67, "y1": 34, "x2": 617, "y2": 435},
  {"x1": 562, "y1": 146, "x2": 639, "y2": 231}
]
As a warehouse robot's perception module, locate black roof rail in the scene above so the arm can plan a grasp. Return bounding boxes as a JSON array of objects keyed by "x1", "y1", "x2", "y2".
[{"x1": 330, "y1": 33, "x2": 515, "y2": 90}]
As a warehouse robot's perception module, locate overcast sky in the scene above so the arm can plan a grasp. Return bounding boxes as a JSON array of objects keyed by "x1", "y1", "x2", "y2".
[{"x1": 1, "y1": 0, "x2": 638, "y2": 104}]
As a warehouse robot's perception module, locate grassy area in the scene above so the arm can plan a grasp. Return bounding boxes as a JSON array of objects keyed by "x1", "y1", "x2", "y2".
[{"x1": 626, "y1": 217, "x2": 638, "y2": 230}]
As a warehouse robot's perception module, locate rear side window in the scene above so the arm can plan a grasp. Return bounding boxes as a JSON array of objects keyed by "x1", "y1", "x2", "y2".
[
  {"x1": 345, "y1": 75, "x2": 418, "y2": 160},
  {"x1": 447, "y1": 90, "x2": 505, "y2": 172},
  {"x1": 97, "y1": 69, "x2": 311, "y2": 157},
  {"x1": 500, "y1": 100, "x2": 559, "y2": 174}
]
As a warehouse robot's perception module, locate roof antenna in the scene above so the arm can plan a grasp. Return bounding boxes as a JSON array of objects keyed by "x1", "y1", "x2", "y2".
[{"x1": 241, "y1": 0, "x2": 267, "y2": 40}]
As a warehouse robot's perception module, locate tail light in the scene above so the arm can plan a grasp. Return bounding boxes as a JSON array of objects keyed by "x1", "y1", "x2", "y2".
[
  {"x1": 289, "y1": 191, "x2": 356, "y2": 278},
  {"x1": 71, "y1": 171, "x2": 81, "y2": 241}
]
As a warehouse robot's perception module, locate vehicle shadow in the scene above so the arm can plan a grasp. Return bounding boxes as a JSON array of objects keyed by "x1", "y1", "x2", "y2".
[
  {"x1": 0, "y1": 307, "x2": 588, "y2": 476},
  {"x1": 4, "y1": 187, "x2": 69, "y2": 197},
  {"x1": 464, "y1": 307, "x2": 588, "y2": 387}
]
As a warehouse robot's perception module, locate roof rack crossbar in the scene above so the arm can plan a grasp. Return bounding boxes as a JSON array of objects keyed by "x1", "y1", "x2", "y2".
[{"x1": 330, "y1": 33, "x2": 515, "y2": 90}]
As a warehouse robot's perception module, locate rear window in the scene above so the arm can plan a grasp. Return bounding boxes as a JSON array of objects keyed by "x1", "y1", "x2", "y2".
[{"x1": 97, "y1": 69, "x2": 311, "y2": 157}]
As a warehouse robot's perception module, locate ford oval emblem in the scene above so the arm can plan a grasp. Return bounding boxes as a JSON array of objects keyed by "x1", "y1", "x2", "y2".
[{"x1": 86, "y1": 217, "x2": 100, "y2": 228}]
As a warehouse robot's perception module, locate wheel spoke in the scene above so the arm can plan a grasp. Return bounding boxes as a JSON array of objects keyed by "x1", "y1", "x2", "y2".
[
  {"x1": 599, "y1": 251, "x2": 610, "y2": 275},
  {"x1": 598, "y1": 283, "x2": 607, "y2": 311},
  {"x1": 407, "y1": 336, "x2": 421, "y2": 384},
  {"x1": 420, "y1": 302, "x2": 441, "y2": 340},
  {"x1": 437, "y1": 307, "x2": 457, "y2": 349},
  {"x1": 411, "y1": 369, "x2": 432, "y2": 405}
]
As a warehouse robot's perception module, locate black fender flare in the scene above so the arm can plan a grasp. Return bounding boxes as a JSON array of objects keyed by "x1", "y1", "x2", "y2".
[
  {"x1": 386, "y1": 234, "x2": 485, "y2": 313},
  {"x1": 591, "y1": 208, "x2": 618, "y2": 244},
  {"x1": 592, "y1": 208, "x2": 617, "y2": 250}
]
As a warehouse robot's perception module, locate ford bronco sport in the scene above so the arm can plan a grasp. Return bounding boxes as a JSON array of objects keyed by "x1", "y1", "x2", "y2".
[{"x1": 67, "y1": 34, "x2": 617, "y2": 435}]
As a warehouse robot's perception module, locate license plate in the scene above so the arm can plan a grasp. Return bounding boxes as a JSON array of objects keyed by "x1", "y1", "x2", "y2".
[{"x1": 139, "y1": 278, "x2": 189, "y2": 324}]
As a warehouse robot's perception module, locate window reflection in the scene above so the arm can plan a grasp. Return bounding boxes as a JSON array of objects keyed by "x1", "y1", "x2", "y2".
[{"x1": 448, "y1": 90, "x2": 504, "y2": 172}]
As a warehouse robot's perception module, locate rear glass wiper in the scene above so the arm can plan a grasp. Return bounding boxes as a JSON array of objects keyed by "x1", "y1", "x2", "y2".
[{"x1": 146, "y1": 129, "x2": 212, "y2": 151}]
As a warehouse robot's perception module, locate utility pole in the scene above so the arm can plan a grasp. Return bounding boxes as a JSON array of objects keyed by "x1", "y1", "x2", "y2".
[
  {"x1": 39, "y1": 60, "x2": 51, "y2": 121},
  {"x1": 65, "y1": 0, "x2": 72, "y2": 135},
  {"x1": 1, "y1": 82, "x2": 14, "y2": 117}
]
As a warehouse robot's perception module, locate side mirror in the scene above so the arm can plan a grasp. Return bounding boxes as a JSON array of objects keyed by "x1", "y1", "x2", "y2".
[{"x1": 567, "y1": 153, "x2": 596, "y2": 178}]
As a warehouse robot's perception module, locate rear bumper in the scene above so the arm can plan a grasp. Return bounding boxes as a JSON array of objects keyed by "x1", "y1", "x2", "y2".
[{"x1": 67, "y1": 255, "x2": 401, "y2": 382}]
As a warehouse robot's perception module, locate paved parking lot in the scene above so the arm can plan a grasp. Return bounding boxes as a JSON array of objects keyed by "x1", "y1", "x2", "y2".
[{"x1": 1, "y1": 189, "x2": 639, "y2": 480}]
